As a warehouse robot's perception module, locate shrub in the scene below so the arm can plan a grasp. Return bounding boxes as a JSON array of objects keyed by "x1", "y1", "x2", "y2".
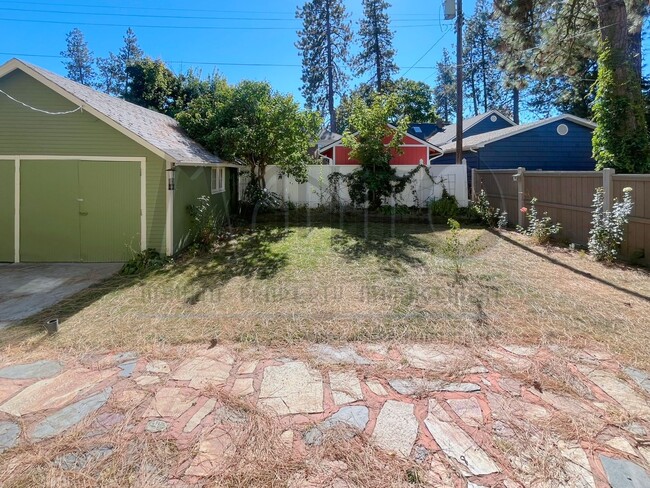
[
  {"x1": 443, "y1": 218, "x2": 480, "y2": 282},
  {"x1": 429, "y1": 187, "x2": 459, "y2": 218},
  {"x1": 472, "y1": 189, "x2": 507, "y2": 228},
  {"x1": 187, "y1": 195, "x2": 224, "y2": 250},
  {"x1": 517, "y1": 197, "x2": 561, "y2": 244},
  {"x1": 120, "y1": 249, "x2": 168, "y2": 275},
  {"x1": 588, "y1": 186, "x2": 633, "y2": 262}
]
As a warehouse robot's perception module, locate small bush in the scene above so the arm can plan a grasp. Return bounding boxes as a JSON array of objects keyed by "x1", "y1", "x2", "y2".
[
  {"x1": 120, "y1": 249, "x2": 168, "y2": 275},
  {"x1": 588, "y1": 186, "x2": 633, "y2": 262},
  {"x1": 379, "y1": 204, "x2": 411, "y2": 215},
  {"x1": 443, "y1": 218, "x2": 480, "y2": 282},
  {"x1": 188, "y1": 195, "x2": 224, "y2": 250},
  {"x1": 517, "y1": 197, "x2": 561, "y2": 244},
  {"x1": 429, "y1": 187, "x2": 459, "y2": 218},
  {"x1": 472, "y1": 189, "x2": 507, "y2": 228}
]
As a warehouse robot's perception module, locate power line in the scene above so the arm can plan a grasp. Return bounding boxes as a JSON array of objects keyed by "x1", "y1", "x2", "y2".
[
  {"x1": 0, "y1": 88, "x2": 82, "y2": 114},
  {"x1": 401, "y1": 26, "x2": 453, "y2": 77},
  {"x1": 0, "y1": 16, "x2": 450, "y2": 31}
]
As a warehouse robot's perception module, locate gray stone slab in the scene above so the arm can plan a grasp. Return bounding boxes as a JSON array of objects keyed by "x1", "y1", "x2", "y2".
[
  {"x1": 54, "y1": 446, "x2": 113, "y2": 470},
  {"x1": 600, "y1": 455, "x2": 650, "y2": 488},
  {"x1": 624, "y1": 367, "x2": 650, "y2": 395},
  {"x1": 146, "y1": 419, "x2": 168, "y2": 433},
  {"x1": 118, "y1": 360, "x2": 137, "y2": 378},
  {"x1": 258, "y1": 361, "x2": 324, "y2": 415},
  {"x1": 0, "y1": 360, "x2": 62, "y2": 379},
  {"x1": 304, "y1": 406, "x2": 369, "y2": 446},
  {"x1": 424, "y1": 400, "x2": 500, "y2": 476},
  {"x1": 371, "y1": 400, "x2": 418, "y2": 457},
  {"x1": 30, "y1": 388, "x2": 112, "y2": 440},
  {"x1": 388, "y1": 378, "x2": 480, "y2": 396},
  {"x1": 0, "y1": 421, "x2": 20, "y2": 453},
  {"x1": 308, "y1": 345, "x2": 371, "y2": 365},
  {"x1": 578, "y1": 367, "x2": 650, "y2": 417}
]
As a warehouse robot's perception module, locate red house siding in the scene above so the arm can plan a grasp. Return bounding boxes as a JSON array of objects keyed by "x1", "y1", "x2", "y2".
[{"x1": 321, "y1": 133, "x2": 437, "y2": 165}]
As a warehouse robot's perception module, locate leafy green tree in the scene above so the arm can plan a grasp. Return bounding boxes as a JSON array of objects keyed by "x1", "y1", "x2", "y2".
[
  {"x1": 177, "y1": 80, "x2": 322, "y2": 198},
  {"x1": 432, "y1": 48, "x2": 456, "y2": 123},
  {"x1": 124, "y1": 57, "x2": 180, "y2": 114},
  {"x1": 336, "y1": 78, "x2": 436, "y2": 131},
  {"x1": 341, "y1": 94, "x2": 410, "y2": 210},
  {"x1": 354, "y1": 0, "x2": 398, "y2": 93},
  {"x1": 61, "y1": 28, "x2": 95, "y2": 86},
  {"x1": 296, "y1": 0, "x2": 352, "y2": 132}
]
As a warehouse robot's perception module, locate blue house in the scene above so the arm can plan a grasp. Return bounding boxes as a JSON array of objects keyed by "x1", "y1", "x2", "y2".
[
  {"x1": 430, "y1": 114, "x2": 597, "y2": 172},
  {"x1": 427, "y1": 110, "x2": 517, "y2": 147}
]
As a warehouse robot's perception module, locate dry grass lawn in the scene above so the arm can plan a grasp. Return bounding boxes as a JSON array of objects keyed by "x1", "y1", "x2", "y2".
[{"x1": 1, "y1": 222, "x2": 649, "y2": 368}]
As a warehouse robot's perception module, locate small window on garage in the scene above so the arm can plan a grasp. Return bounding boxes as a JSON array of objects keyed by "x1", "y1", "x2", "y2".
[
  {"x1": 557, "y1": 124, "x2": 569, "y2": 136},
  {"x1": 211, "y1": 167, "x2": 225, "y2": 193}
]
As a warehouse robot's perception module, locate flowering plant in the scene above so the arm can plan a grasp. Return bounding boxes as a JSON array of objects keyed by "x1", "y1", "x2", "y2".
[
  {"x1": 588, "y1": 187, "x2": 633, "y2": 262},
  {"x1": 516, "y1": 197, "x2": 561, "y2": 244}
]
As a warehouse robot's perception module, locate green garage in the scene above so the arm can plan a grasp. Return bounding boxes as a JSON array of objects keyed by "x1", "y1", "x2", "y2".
[{"x1": 0, "y1": 58, "x2": 237, "y2": 263}]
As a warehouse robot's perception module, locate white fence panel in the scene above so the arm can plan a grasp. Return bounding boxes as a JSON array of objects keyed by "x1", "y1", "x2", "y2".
[{"x1": 240, "y1": 164, "x2": 468, "y2": 208}]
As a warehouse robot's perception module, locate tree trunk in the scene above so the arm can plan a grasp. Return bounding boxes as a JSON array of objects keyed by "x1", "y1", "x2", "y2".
[
  {"x1": 628, "y1": 28, "x2": 642, "y2": 82},
  {"x1": 325, "y1": 0, "x2": 336, "y2": 133},
  {"x1": 480, "y1": 40, "x2": 488, "y2": 113},
  {"x1": 594, "y1": 0, "x2": 640, "y2": 132},
  {"x1": 512, "y1": 87, "x2": 519, "y2": 124},
  {"x1": 375, "y1": 21, "x2": 382, "y2": 93}
]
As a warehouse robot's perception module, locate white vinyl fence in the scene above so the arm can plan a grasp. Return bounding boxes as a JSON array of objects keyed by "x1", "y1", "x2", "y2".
[{"x1": 240, "y1": 164, "x2": 468, "y2": 208}]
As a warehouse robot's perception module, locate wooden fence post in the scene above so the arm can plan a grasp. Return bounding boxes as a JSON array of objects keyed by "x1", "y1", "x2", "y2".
[
  {"x1": 516, "y1": 167, "x2": 526, "y2": 228},
  {"x1": 603, "y1": 168, "x2": 615, "y2": 212},
  {"x1": 471, "y1": 168, "x2": 477, "y2": 201}
]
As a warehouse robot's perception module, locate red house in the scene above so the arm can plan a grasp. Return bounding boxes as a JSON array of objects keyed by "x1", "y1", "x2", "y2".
[{"x1": 318, "y1": 125, "x2": 443, "y2": 166}]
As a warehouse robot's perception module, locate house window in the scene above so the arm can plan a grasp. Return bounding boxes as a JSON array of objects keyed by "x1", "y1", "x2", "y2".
[
  {"x1": 211, "y1": 167, "x2": 226, "y2": 193},
  {"x1": 557, "y1": 124, "x2": 569, "y2": 136}
]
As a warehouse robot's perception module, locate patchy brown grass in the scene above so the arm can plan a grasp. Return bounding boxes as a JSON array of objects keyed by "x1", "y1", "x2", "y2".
[{"x1": 1, "y1": 223, "x2": 648, "y2": 368}]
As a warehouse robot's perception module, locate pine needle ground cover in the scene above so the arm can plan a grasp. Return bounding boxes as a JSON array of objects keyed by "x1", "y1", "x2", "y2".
[{"x1": 2, "y1": 223, "x2": 648, "y2": 369}]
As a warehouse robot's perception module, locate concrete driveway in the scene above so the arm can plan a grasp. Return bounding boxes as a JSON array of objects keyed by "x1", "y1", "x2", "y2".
[{"x1": 0, "y1": 263, "x2": 122, "y2": 330}]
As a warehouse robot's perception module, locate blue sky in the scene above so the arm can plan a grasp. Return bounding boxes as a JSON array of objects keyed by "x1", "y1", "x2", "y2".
[
  {"x1": 0, "y1": 0, "x2": 647, "y2": 117},
  {"x1": 0, "y1": 0, "x2": 466, "y2": 102}
]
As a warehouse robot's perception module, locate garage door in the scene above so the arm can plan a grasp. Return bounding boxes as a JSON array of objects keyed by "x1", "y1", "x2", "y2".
[
  {"x1": 20, "y1": 160, "x2": 141, "y2": 262},
  {"x1": 0, "y1": 160, "x2": 14, "y2": 262}
]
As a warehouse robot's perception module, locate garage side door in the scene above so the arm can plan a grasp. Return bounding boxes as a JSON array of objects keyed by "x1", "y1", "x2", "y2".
[
  {"x1": 78, "y1": 161, "x2": 140, "y2": 262},
  {"x1": 21, "y1": 160, "x2": 81, "y2": 262},
  {"x1": 0, "y1": 160, "x2": 14, "y2": 262}
]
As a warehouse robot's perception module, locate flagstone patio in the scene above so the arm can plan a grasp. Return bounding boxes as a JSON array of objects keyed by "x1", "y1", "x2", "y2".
[{"x1": 0, "y1": 342, "x2": 649, "y2": 487}]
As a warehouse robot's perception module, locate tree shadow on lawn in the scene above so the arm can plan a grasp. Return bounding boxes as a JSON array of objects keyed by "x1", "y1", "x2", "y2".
[
  {"x1": 180, "y1": 226, "x2": 292, "y2": 305},
  {"x1": 0, "y1": 269, "x2": 158, "y2": 347}
]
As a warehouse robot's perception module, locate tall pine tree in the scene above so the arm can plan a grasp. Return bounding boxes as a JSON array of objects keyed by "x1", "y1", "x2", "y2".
[
  {"x1": 296, "y1": 0, "x2": 352, "y2": 132},
  {"x1": 119, "y1": 28, "x2": 144, "y2": 96},
  {"x1": 61, "y1": 28, "x2": 95, "y2": 86},
  {"x1": 463, "y1": 0, "x2": 510, "y2": 117},
  {"x1": 354, "y1": 0, "x2": 398, "y2": 93},
  {"x1": 433, "y1": 48, "x2": 456, "y2": 123}
]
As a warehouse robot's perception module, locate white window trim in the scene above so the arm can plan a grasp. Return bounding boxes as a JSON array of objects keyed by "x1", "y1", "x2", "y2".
[{"x1": 211, "y1": 167, "x2": 226, "y2": 194}]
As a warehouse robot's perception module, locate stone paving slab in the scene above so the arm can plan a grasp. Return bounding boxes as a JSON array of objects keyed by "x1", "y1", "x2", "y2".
[
  {"x1": 1, "y1": 343, "x2": 649, "y2": 487},
  {"x1": 0, "y1": 360, "x2": 62, "y2": 379}
]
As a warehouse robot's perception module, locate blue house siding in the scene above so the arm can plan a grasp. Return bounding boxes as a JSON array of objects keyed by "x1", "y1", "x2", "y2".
[
  {"x1": 464, "y1": 115, "x2": 514, "y2": 138},
  {"x1": 432, "y1": 120, "x2": 595, "y2": 173}
]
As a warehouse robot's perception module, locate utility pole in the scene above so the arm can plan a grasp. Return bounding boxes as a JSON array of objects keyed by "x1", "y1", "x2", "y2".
[{"x1": 455, "y1": 0, "x2": 463, "y2": 165}]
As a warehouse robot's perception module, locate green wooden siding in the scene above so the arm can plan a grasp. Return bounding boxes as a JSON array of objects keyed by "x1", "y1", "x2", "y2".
[
  {"x1": 173, "y1": 166, "x2": 234, "y2": 252},
  {"x1": 0, "y1": 69, "x2": 166, "y2": 254},
  {"x1": 0, "y1": 160, "x2": 14, "y2": 262}
]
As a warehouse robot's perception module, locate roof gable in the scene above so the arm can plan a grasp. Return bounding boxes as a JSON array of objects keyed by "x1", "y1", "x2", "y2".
[
  {"x1": 439, "y1": 114, "x2": 596, "y2": 153},
  {"x1": 319, "y1": 123, "x2": 443, "y2": 154},
  {"x1": 0, "y1": 58, "x2": 221, "y2": 164},
  {"x1": 428, "y1": 110, "x2": 517, "y2": 146}
]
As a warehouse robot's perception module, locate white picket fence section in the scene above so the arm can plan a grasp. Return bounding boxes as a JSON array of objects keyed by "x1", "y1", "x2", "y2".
[{"x1": 240, "y1": 164, "x2": 469, "y2": 208}]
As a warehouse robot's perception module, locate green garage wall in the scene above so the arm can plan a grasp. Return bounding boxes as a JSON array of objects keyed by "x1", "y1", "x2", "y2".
[
  {"x1": 173, "y1": 166, "x2": 234, "y2": 252},
  {"x1": 0, "y1": 160, "x2": 14, "y2": 262},
  {"x1": 0, "y1": 69, "x2": 167, "y2": 255}
]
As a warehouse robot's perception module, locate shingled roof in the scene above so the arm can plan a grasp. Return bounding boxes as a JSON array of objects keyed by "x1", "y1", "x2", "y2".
[
  {"x1": 438, "y1": 114, "x2": 596, "y2": 154},
  {"x1": 428, "y1": 110, "x2": 516, "y2": 146},
  {"x1": 0, "y1": 58, "x2": 222, "y2": 165}
]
